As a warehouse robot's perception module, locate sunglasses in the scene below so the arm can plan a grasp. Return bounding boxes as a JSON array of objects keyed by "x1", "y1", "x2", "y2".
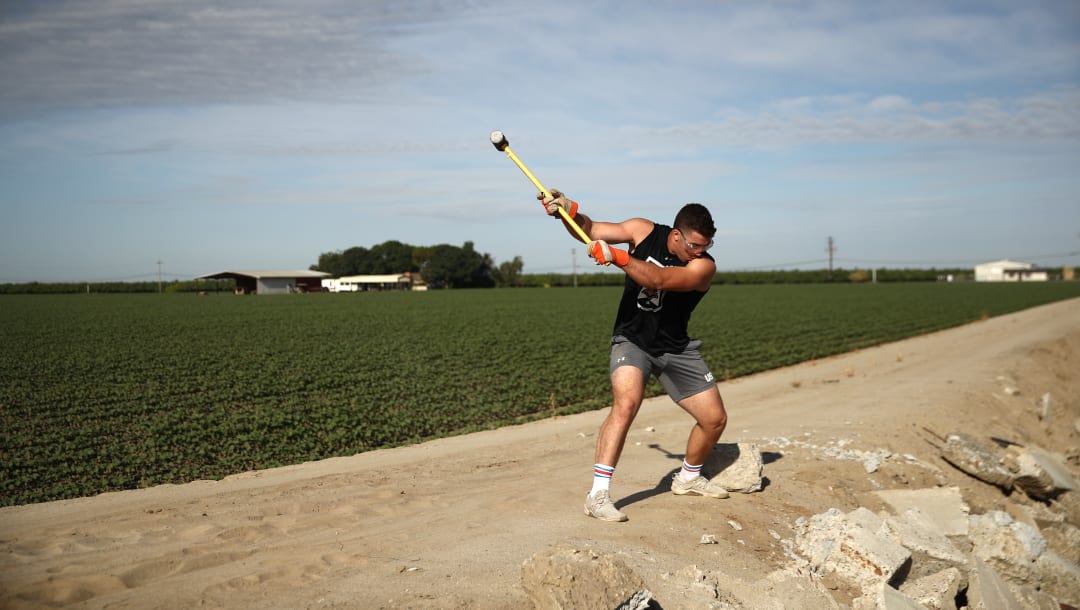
[{"x1": 677, "y1": 229, "x2": 713, "y2": 252}]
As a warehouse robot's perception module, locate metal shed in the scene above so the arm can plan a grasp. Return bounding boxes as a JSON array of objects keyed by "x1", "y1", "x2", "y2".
[
  {"x1": 973, "y1": 260, "x2": 1048, "y2": 282},
  {"x1": 196, "y1": 270, "x2": 330, "y2": 294}
]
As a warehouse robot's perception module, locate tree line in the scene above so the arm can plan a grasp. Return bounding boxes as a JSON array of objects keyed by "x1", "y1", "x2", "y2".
[
  {"x1": 310, "y1": 241, "x2": 981, "y2": 289},
  {"x1": 309, "y1": 240, "x2": 524, "y2": 289},
  {"x1": 5, "y1": 247, "x2": 1066, "y2": 294}
]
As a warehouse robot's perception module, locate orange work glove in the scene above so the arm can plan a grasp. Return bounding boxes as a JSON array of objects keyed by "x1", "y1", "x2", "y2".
[
  {"x1": 538, "y1": 189, "x2": 579, "y2": 219},
  {"x1": 587, "y1": 240, "x2": 630, "y2": 267}
]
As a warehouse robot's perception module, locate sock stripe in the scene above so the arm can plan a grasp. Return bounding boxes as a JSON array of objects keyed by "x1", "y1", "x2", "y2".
[
  {"x1": 679, "y1": 462, "x2": 703, "y2": 481},
  {"x1": 593, "y1": 464, "x2": 615, "y2": 479}
]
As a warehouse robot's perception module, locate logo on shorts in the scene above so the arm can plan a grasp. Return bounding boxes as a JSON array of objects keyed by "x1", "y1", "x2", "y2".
[{"x1": 704, "y1": 372, "x2": 714, "y2": 383}]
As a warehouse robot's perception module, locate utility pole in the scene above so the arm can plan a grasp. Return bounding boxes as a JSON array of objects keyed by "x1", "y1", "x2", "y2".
[
  {"x1": 826, "y1": 237, "x2": 836, "y2": 278},
  {"x1": 157, "y1": 259, "x2": 163, "y2": 293},
  {"x1": 572, "y1": 249, "x2": 578, "y2": 287}
]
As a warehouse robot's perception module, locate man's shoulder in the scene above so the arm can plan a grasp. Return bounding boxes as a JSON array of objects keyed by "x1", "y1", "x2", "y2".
[{"x1": 622, "y1": 218, "x2": 659, "y2": 247}]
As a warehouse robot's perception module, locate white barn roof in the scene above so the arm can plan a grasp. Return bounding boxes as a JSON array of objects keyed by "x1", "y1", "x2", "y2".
[
  {"x1": 975, "y1": 259, "x2": 1033, "y2": 270},
  {"x1": 336, "y1": 274, "x2": 412, "y2": 283}
]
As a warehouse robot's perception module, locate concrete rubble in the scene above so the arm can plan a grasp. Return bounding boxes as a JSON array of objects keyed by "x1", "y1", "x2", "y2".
[
  {"x1": 939, "y1": 432, "x2": 1016, "y2": 490},
  {"x1": 898, "y1": 567, "x2": 963, "y2": 610},
  {"x1": 1013, "y1": 448, "x2": 1077, "y2": 500},
  {"x1": 788, "y1": 486, "x2": 1080, "y2": 608},
  {"x1": 522, "y1": 432, "x2": 1079, "y2": 609},
  {"x1": 793, "y1": 507, "x2": 912, "y2": 592},
  {"x1": 876, "y1": 487, "x2": 970, "y2": 536},
  {"x1": 883, "y1": 506, "x2": 968, "y2": 570},
  {"x1": 762, "y1": 435, "x2": 897, "y2": 474},
  {"x1": 938, "y1": 432, "x2": 1077, "y2": 502},
  {"x1": 705, "y1": 442, "x2": 764, "y2": 493}
]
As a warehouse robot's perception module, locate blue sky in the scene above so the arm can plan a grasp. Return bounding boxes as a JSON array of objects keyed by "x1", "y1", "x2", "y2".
[{"x1": 1, "y1": 1, "x2": 1078, "y2": 282}]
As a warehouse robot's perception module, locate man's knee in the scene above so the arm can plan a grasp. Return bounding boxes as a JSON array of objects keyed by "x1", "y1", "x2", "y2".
[
  {"x1": 698, "y1": 402, "x2": 727, "y2": 433},
  {"x1": 708, "y1": 409, "x2": 728, "y2": 433},
  {"x1": 609, "y1": 397, "x2": 642, "y2": 425}
]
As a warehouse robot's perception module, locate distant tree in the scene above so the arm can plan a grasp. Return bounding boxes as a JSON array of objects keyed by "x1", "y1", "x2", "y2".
[
  {"x1": 460, "y1": 242, "x2": 495, "y2": 288},
  {"x1": 311, "y1": 251, "x2": 349, "y2": 276},
  {"x1": 313, "y1": 241, "x2": 496, "y2": 286},
  {"x1": 418, "y1": 242, "x2": 495, "y2": 288},
  {"x1": 493, "y1": 256, "x2": 524, "y2": 287},
  {"x1": 420, "y1": 244, "x2": 457, "y2": 288},
  {"x1": 412, "y1": 246, "x2": 433, "y2": 274},
  {"x1": 342, "y1": 246, "x2": 372, "y2": 274},
  {"x1": 369, "y1": 240, "x2": 418, "y2": 274}
]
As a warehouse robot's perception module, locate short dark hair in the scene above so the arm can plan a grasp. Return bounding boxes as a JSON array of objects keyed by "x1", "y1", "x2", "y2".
[{"x1": 673, "y1": 203, "x2": 715, "y2": 239}]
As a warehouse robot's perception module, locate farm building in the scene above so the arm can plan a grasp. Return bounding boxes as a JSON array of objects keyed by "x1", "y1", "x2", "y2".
[
  {"x1": 196, "y1": 270, "x2": 330, "y2": 294},
  {"x1": 973, "y1": 260, "x2": 1048, "y2": 282},
  {"x1": 321, "y1": 273, "x2": 423, "y2": 292}
]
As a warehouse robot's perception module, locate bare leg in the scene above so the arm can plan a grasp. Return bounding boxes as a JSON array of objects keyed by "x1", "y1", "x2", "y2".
[
  {"x1": 594, "y1": 366, "x2": 647, "y2": 467},
  {"x1": 677, "y1": 385, "x2": 727, "y2": 466}
]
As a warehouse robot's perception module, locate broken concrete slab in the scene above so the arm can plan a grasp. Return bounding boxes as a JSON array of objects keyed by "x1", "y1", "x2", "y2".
[
  {"x1": 940, "y1": 432, "x2": 1015, "y2": 490},
  {"x1": 884, "y1": 506, "x2": 967, "y2": 565},
  {"x1": 874, "y1": 487, "x2": 970, "y2": 537},
  {"x1": 853, "y1": 583, "x2": 932, "y2": 610},
  {"x1": 898, "y1": 567, "x2": 962, "y2": 610},
  {"x1": 968, "y1": 510, "x2": 1047, "y2": 584},
  {"x1": 968, "y1": 510, "x2": 1080, "y2": 604},
  {"x1": 705, "y1": 442, "x2": 764, "y2": 493},
  {"x1": 1012, "y1": 585, "x2": 1063, "y2": 610},
  {"x1": 719, "y1": 568, "x2": 841, "y2": 610},
  {"x1": 520, "y1": 546, "x2": 651, "y2": 610},
  {"x1": 1032, "y1": 550, "x2": 1080, "y2": 605},
  {"x1": 967, "y1": 559, "x2": 1024, "y2": 610},
  {"x1": 1015, "y1": 447, "x2": 1077, "y2": 498},
  {"x1": 794, "y1": 507, "x2": 912, "y2": 592},
  {"x1": 1012, "y1": 450, "x2": 1059, "y2": 500},
  {"x1": 1039, "y1": 519, "x2": 1080, "y2": 565}
]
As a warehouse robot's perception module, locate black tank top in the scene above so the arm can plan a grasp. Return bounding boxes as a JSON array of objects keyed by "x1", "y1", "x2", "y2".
[{"x1": 612, "y1": 224, "x2": 712, "y2": 356}]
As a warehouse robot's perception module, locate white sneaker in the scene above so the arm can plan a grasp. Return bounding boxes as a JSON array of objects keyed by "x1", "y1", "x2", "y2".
[
  {"x1": 583, "y1": 490, "x2": 629, "y2": 522},
  {"x1": 671, "y1": 474, "x2": 730, "y2": 499}
]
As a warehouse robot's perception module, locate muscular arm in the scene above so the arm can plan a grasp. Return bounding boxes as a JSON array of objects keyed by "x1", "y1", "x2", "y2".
[
  {"x1": 570, "y1": 213, "x2": 715, "y2": 293},
  {"x1": 623, "y1": 255, "x2": 715, "y2": 293}
]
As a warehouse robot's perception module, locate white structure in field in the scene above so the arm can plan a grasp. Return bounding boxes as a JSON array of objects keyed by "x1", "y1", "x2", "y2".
[
  {"x1": 974, "y1": 260, "x2": 1048, "y2": 282},
  {"x1": 322, "y1": 274, "x2": 422, "y2": 292},
  {"x1": 196, "y1": 270, "x2": 330, "y2": 294}
]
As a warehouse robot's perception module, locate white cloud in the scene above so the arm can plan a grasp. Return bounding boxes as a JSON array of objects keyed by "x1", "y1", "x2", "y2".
[{"x1": 866, "y1": 95, "x2": 912, "y2": 113}]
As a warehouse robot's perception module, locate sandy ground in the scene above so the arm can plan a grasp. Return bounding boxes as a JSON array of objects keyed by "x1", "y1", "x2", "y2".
[{"x1": 2, "y1": 297, "x2": 1079, "y2": 609}]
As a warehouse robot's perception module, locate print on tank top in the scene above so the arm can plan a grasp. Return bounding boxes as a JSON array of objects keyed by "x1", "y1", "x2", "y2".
[{"x1": 636, "y1": 256, "x2": 666, "y2": 312}]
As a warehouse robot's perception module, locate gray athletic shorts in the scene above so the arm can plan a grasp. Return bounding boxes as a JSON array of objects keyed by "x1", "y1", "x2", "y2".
[{"x1": 609, "y1": 335, "x2": 717, "y2": 402}]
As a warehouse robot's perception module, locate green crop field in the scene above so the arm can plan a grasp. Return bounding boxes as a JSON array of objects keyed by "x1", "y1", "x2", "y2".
[{"x1": 3, "y1": 282, "x2": 1079, "y2": 506}]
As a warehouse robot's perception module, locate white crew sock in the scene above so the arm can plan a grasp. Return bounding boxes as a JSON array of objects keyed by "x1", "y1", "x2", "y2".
[
  {"x1": 591, "y1": 464, "x2": 615, "y2": 496},
  {"x1": 679, "y1": 461, "x2": 703, "y2": 482}
]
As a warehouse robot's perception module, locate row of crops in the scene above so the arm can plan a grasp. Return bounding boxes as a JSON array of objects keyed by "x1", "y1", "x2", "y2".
[{"x1": 3, "y1": 282, "x2": 1079, "y2": 506}]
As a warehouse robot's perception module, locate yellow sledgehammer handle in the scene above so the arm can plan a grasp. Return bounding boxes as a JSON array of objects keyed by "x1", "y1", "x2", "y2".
[{"x1": 491, "y1": 131, "x2": 592, "y2": 245}]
